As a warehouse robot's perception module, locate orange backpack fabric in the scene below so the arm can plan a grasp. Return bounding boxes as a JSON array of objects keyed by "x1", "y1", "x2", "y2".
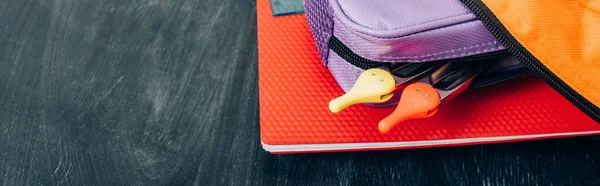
[{"x1": 462, "y1": 0, "x2": 600, "y2": 121}]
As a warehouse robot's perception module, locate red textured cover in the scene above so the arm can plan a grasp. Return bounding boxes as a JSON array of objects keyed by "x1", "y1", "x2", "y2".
[{"x1": 257, "y1": 0, "x2": 600, "y2": 153}]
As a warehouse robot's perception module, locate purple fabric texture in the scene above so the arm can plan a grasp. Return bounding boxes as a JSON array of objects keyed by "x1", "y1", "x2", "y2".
[
  {"x1": 303, "y1": 0, "x2": 506, "y2": 64},
  {"x1": 335, "y1": 1, "x2": 477, "y2": 34},
  {"x1": 304, "y1": 0, "x2": 334, "y2": 65},
  {"x1": 333, "y1": 19, "x2": 504, "y2": 63},
  {"x1": 303, "y1": 0, "x2": 514, "y2": 107},
  {"x1": 329, "y1": 0, "x2": 505, "y2": 63},
  {"x1": 326, "y1": 51, "x2": 363, "y2": 93}
]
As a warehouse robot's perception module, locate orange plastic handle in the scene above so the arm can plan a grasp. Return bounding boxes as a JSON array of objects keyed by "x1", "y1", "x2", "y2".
[{"x1": 378, "y1": 83, "x2": 441, "y2": 133}]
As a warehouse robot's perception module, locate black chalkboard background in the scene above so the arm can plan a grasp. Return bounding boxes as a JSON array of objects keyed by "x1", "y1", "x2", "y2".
[{"x1": 1, "y1": 0, "x2": 600, "y2": 185}]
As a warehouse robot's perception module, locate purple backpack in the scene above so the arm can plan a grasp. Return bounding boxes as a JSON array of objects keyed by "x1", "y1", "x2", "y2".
[{"x1": 303, "y1": 0, "x2": 529, "y2": 109}]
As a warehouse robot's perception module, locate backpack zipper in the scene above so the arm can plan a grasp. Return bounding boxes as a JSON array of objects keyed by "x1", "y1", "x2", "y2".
[
  {"x1": 471, "y1": 68, "x2": 532, "y2": 88},
  {"x1": 460, "y1": 0, "x2": 600, "y2": 122},
  {"x1": 328, "y1": 36, "x2": 388, "y2": 69},
  {"x1": 328, "y1": 36, "x2": 527, "y2": 87}
]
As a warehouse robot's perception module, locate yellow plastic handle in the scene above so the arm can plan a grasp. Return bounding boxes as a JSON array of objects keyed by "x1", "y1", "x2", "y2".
[{"x1": 329, "y1": 68, "x2": 396, "y2": 113}]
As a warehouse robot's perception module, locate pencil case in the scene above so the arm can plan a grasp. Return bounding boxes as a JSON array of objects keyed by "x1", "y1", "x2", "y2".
[{"x1": 303, "y1": 0, "x2": 600, "y2": 133}]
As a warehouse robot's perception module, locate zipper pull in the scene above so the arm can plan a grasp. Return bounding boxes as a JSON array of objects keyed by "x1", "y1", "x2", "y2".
[
  {"x1": 329, "y1": 68, "x2": 396, "y2": 113},
  {"x1": 378, "y1": 83, "x2": 440, "y2": 133}
]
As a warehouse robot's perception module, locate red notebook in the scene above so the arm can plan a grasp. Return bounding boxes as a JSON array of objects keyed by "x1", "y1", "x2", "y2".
[{"x1": 257, "y1": 0, "x2": 600, "y2": 154}]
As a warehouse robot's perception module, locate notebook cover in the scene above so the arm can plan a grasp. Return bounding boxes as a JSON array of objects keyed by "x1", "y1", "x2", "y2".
[{"x1": 257, "y1": 0, "x2": 600, "y2": 154}]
